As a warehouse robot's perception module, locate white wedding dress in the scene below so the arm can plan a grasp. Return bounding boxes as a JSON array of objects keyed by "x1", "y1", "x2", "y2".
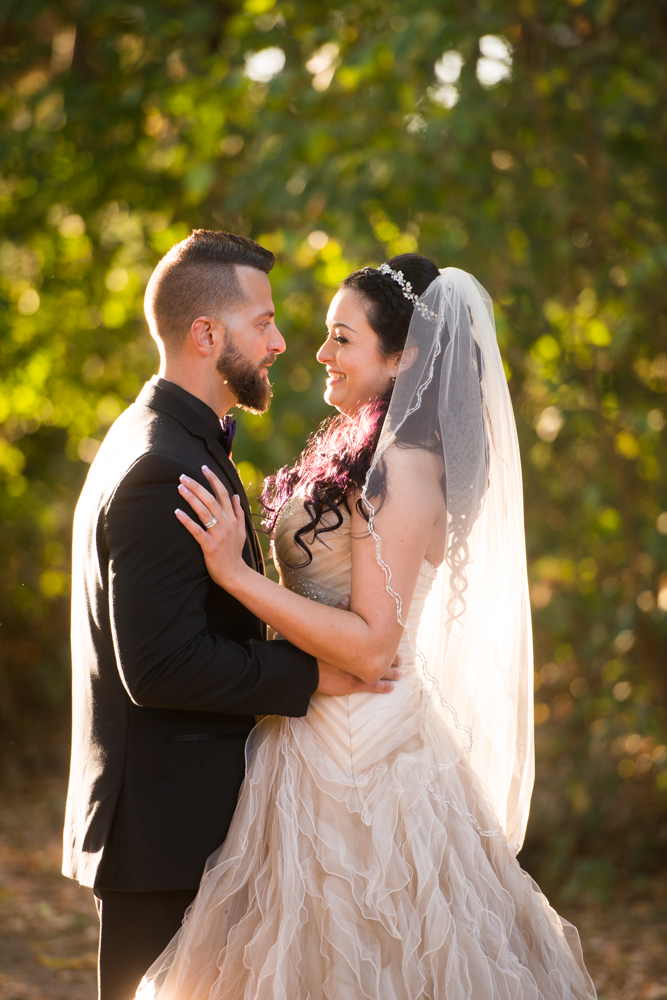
[{"x1": 137, "y1": 497, "x2": 596, "y2": 1000}]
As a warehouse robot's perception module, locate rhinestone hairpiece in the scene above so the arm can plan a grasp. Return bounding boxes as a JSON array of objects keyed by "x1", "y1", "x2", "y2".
[{"x1": 377, "y1": 263, "x2": 438, "y2": 322}]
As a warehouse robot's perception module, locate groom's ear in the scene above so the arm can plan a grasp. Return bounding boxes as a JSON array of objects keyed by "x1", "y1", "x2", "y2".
[{"x1": 189, "y1": 316, "x2": 221, "y2": 356}]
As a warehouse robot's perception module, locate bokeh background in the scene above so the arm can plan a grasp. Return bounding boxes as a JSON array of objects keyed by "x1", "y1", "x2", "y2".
[{"x1": 1, "y1": 1, "x2": 666, "y2": 996}]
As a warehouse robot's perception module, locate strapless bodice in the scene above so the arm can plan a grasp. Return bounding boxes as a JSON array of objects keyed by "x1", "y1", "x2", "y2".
[
  {"x1": 273, "y1": 494, "x2": 437, "y2": 672},
  {"x1": 272, "y1": 495, "x2": 437, "y2": 779}
]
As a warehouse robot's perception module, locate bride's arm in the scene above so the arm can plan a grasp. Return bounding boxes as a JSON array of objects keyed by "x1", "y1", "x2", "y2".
[{"x1": 175, "y1": 457, "x2": 440, "y2": 682}]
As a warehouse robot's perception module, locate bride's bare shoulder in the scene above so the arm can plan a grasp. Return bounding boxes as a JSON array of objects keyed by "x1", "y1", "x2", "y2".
[
  {"x1": 380, "y1": 444, "x2": 444, "y2": 494},
  {"x1": 349, "y1": 446, "x2": 443, "y2": 533}
]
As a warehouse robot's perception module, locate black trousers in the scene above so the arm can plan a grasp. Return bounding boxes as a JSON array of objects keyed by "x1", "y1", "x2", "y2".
[{"x1": 94, "y1": 887, "x2": 198, "y2": 1000}]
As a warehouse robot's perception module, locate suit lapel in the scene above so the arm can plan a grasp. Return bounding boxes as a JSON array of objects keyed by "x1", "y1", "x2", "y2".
[
  {"x1": 203, "y1": 435, "x2": 265, "y2": 575},
  {"x1": 136, "y1": 381, "x2": 265, "y2": 575}
]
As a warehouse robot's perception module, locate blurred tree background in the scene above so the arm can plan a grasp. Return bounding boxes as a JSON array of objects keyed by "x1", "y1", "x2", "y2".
[{"x1": 0, "y1": 0, "x2": 665, "y2": 901}]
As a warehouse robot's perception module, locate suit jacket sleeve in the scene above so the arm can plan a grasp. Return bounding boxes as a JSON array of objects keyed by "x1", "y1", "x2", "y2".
[{"x1": 105, "y1": 452, "x2": 319, "y2": 716}]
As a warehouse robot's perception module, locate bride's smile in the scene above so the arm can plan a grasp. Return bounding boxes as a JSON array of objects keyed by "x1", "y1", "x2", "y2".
[{"x1": 317, "y1": 286, "x2": 401, "y2": 415}]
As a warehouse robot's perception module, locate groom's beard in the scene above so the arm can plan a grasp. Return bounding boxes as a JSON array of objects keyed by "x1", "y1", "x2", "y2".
[{"x1": 216, "y1": 335, "x2": 275, "y2": 415}]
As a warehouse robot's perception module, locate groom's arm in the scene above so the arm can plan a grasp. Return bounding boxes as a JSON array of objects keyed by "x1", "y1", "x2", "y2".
[{"x1": 105, "y1": 452, "x2": 319, "y2": 716}]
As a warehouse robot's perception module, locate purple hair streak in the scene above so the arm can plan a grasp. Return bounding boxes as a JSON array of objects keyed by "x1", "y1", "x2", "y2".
[{"x1": 261, "y1": 395, "x2": 389, "y2": 567}]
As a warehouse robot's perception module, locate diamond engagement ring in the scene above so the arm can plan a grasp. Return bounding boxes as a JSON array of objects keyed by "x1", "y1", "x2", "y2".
[{"x1": 203, "y1": 516, "x2": 217, "y2": 529}]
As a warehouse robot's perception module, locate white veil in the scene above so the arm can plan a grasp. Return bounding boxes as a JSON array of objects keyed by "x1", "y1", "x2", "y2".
[{"x1": 362, "y1": 267, "x2": 534, "y2": 852}]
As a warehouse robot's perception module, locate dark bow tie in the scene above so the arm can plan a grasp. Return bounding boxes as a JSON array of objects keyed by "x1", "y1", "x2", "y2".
[{"x1": 219, "y1": 415, "x2": 236, "y2": 456}]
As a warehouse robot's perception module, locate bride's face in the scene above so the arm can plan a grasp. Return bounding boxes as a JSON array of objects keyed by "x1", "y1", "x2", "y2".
[{"x1": 317, "y1": 288, "x2": 399, "y2": 416}]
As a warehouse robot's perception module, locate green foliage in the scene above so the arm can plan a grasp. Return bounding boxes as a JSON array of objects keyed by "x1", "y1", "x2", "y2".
[{"x1": 1, "y1": 0, "x2": 666, "y2": 889}]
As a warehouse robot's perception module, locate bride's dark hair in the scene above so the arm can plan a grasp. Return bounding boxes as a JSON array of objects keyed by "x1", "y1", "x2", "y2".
[{"x1": 261, "y1": 253, "x2": 440, "y2": 565}]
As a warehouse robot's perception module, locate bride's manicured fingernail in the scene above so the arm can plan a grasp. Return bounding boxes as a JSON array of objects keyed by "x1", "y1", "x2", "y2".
[
  {"x1": 202, "y1": 465, "x2": 210, "y2": 473},
  {"x1": 175, "y1": 508, "x2": 183, "y2": 515},
  {"x1": 179, "y1": 474, "x2": 190, "y2": 483},
  {"x1": 178, "y1": 483, "x2": 187, "y2": 493}
]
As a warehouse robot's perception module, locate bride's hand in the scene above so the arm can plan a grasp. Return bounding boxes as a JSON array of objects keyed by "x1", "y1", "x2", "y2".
[{"x1": 175, "y1": 466, "x2": 249, "y2": 591}]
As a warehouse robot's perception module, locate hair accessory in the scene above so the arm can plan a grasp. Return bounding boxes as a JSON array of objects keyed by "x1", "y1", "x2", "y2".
[{"x1": 377, "y1": 263, "x2": 438, "y2": 322}]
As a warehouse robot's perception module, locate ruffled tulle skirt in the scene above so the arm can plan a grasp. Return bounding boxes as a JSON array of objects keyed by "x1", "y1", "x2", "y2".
[{"x1": 135, "y1": 704, "x2": 595, "y2": 1000}]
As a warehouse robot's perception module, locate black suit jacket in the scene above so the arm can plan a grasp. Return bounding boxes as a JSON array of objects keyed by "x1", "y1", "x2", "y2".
[{"x1": 63, "y1": 379, "x2": 318, "y2": 890}]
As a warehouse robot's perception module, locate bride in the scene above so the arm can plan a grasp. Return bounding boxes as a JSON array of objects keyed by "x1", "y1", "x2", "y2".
[{"x1": 138, "y1": 255, "x2": 596, "y2": 999}]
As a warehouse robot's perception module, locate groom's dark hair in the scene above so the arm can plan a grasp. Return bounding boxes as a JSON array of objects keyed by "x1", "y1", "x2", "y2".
[{"x1": 144, "y1": 229, "x2": 275, "y2": 349}]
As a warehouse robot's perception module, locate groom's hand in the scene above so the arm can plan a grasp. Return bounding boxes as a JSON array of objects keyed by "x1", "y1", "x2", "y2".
[
  {"x1": 316, "y1": 660, "x2": 402, "y2": 696},
  {"x1": 315, "y1": 594, "x2": 402, "y2": 696}
]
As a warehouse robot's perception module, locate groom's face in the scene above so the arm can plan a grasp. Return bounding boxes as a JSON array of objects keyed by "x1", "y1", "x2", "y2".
[{"x1": 215, "y1": 267, "x2": 285, "y2": 415}]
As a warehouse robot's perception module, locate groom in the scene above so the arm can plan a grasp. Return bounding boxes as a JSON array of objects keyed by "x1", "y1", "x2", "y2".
[{"x1": 63, "y1": 230, "x2": 400, "y2": 1000}]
